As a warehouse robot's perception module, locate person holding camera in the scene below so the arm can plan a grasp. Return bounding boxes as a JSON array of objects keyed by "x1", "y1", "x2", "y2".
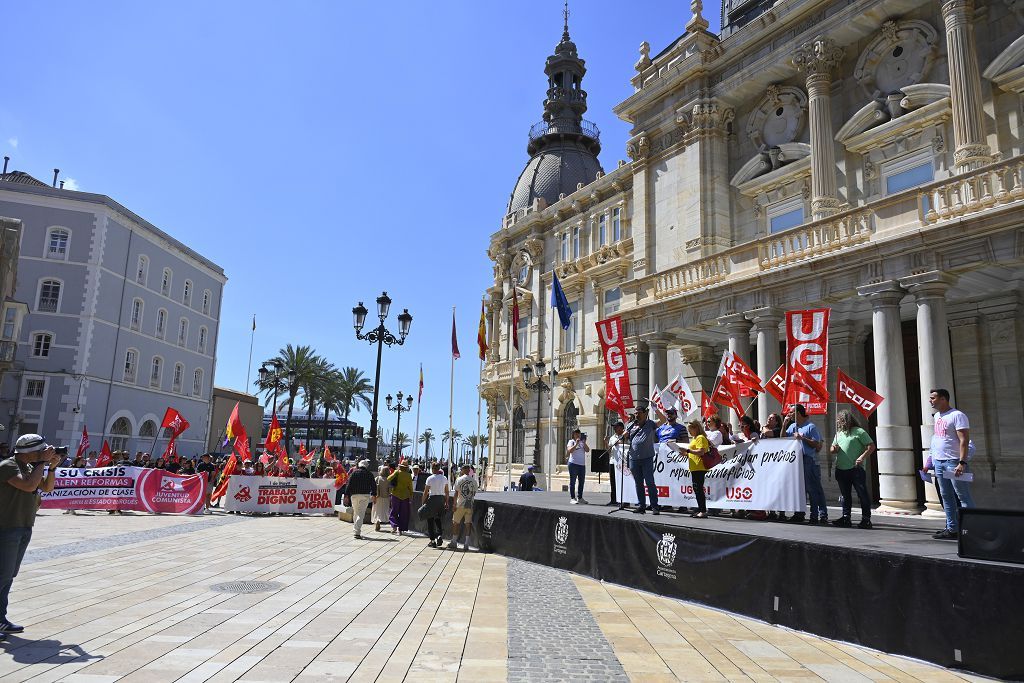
[
  {"x1": 565, "y1": 428, "x2": 590, "y2": 504},
  {"x1": 0, "y1": 434, "x2": 61, "y2": 637}
]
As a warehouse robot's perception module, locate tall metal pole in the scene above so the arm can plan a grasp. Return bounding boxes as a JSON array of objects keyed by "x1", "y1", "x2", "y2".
[
  {"x1": 448, "y1": 306, "x2": 456, "y2": 480},
  {"x1": 413, "y1": 363, "x2": 422, "y2": 459},
  {"x1": 475, "y1": 354, "x2": 483, "y2": 467},
  {"x1": 367, "y1": 328, "x2": 385, "y2": 468},
  {"x1": 394, "y1": 404, "x2": 403, "y2": 460},
  {"x1": 506, "y1": 278, "x2": 516, "y2": 491},
  {"x1": 548, "y1": 299, "x2": 557, "y2": 493}
]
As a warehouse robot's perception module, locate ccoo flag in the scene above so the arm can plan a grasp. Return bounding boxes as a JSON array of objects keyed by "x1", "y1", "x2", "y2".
[{"x1": 551, "y1": 273, "x2": 572, "y2": 330}]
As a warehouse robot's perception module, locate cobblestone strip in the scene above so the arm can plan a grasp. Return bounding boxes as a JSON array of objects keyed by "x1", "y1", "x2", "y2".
[
  {"x1": 506, "y1": 558, "x2": 628, "y2": 682},
  {"x1": 24, "y1": 514, "x2": 245, "y2": 564}
]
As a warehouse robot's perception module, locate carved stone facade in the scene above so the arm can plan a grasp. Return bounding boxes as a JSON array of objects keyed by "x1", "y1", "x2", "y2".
[{"x1": 482, "y1": 0, "x2": 1024, "y2": 512}]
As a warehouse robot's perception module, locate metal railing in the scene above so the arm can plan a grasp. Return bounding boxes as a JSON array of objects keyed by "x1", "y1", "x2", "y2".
[{"x1": 528, "y1": 118, "x2": 600, "y2": 142}]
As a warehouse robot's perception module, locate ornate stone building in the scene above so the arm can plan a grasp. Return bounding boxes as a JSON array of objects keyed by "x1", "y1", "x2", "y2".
[{"x1": 481, "y1": 0, "x2": 1024, "y2": 513}]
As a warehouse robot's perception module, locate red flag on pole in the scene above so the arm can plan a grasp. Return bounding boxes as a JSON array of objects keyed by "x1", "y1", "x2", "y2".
[
  {"x1": 95, "y1": 440, "x2": 113, "y2": 468},
  {"x1": 75, "y1": 426, "x2": 90, "y2": 460},
  {"x1": 264, "y1": 414, "x2": 283, "y2": 455},
  {"x1": 701, "y1": 391, "x2": 716, "y2": 419},
  {"x1": 161, "y1": 407, "x2": 190, "y2": 438},
  {"x1": 210, "y1": 452, "x2": 239, "y2": 502},
  {"x1": 836, "y1": 369, "x2": 885, "y2": 418},
  {"x1": 711, "y1": 376, "x2": 745, "y2": 417},
  {"x1": 225, "y1": 402, "x2": 245, "y2": 441},
  {"x1": 511, "y1": 289, "x2": 520, "y2": 352},
  {"x1": 784, "y1": 361, "x2": 831, "y2": 413},
  {"x1": 451, "y1": 310, "x2": 461, "y2": 360},
  {"x1": 723, "y1": 352, "x2": 764, "y2": 396},
  {"x1": 765, "y1": 364, "x2": 786, "y2": 404},
  {"x1": 477, "y1": 300, "x2": 488, "y2": 361}
]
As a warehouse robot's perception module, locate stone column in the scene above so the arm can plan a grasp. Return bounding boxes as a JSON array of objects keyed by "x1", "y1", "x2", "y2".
[
  {"x1": 679, "y1": 344, "x2": 718, "y2": 409},
  {"x1": 718, "y1": 314, "x2": 753, "y2": 430},
  {"x1": 902, "y1": 271, "x2": 957, "y2": 516},
  {"x1": 748, "y1": 308, "x2": 783, "y2": 425},
  {"x1": 626, "y1": 135, "x2": 651, "y2": 278},
  {"x1": 857, "y1": 281, "x2": 918, "y2": 513},
  {"x1": 646, "y1": 335, "x2": 669, "y2": 398},
  {"x1": 941, "y1": 0, "x2": 992, "y2": 171},
  {"x1": 488, "y1": 297, "x2": 502, "y2": 361},
  {"x1": 793, "y1": 36, "x2": 844, "y2": 219}
]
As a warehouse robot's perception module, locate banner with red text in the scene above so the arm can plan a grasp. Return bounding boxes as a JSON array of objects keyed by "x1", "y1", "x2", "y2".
[
  {"x1": 596, "y1": 316, "x2": 634, "y2": 418},
  {"x1": 224, "y1": 476, "x2": 337, "y2": 515},
  {"x1": 40, "y1": 466, "x2": 207, "y2": 514},
  {"x1": 613, "y1": 439, "x2": 805, "y2": 511},
  {"x1": 784, "y1": 308, "x2": 830, "y2": 414}
]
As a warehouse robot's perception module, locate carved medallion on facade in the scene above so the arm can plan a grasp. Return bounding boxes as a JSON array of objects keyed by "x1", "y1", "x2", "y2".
[
  {"x1": 747, "y1": 85, "x2": 808, "y2": 151},
  {"x1": 854, "y1": 20, "x2": 938, "y2": 100}
]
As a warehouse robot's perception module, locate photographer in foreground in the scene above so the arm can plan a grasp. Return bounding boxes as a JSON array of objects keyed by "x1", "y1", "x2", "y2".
[{"x1": 0, "y1": 434, "x2": 61, "y2": 637}]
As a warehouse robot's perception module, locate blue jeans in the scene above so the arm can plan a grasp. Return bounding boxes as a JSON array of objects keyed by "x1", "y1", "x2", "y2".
[
  {"x1": 0, "y1": 526, "x2": 33, "y2": 621},
  {"x1": 803, "y1": 454, "x2": 828, "y2": 520},
  {"x1": 568, "y1": 463, "x2": 585, "y2": 500},
  {"x1": 630, "y1": 456, "x2": 658, "y2": 510},
  {"x1": 935, "y1": 459, "x2": 975, "y2": 531}
]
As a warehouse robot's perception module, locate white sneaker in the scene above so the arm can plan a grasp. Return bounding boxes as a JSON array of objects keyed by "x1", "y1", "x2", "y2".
[
  {"x1": 578, "y1": 498, "x2": 589, "y2": 505},
  {"x1": 570, "y1": 499, "x2": 578, "y2": 505}
]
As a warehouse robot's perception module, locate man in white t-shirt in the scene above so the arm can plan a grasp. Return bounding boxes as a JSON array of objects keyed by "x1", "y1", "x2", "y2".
[
  {"x1": 565, "y1": 429, "x2": 590, "y2": 504},
  {"x1": 448, "y1": 464, "x2": 478, "y2": 551},
  {"x1": 928, "y1": 388, "x2": 975, "y2": 539},
  {"x1": 421, "y1": 463, "x2": 450, "y2": 548}
]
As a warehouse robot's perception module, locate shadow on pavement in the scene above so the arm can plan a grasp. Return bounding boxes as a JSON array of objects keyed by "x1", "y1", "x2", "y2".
[{"x1": 0, "y1": 635, "x2": 103, "y2": 665}]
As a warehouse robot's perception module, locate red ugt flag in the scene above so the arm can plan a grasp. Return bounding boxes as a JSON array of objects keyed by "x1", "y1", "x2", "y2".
[
  {"x1": 75, "y1": 426, "x2": 90, "y2": 460},
  {"x1": 95, "y1": 440, "x2": 113, "y2": 468},
  {"x1": 836, "y1": 369, "x2": 884, "y2": 418}
]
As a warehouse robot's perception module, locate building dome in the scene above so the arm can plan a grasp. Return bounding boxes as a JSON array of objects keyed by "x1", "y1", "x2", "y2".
[
  {"x1": 507, "y1": 139, "x2": 603, "y2": 214},
  {"x1": 506, "y1": 14, "x2": 603, "y2": 215}
]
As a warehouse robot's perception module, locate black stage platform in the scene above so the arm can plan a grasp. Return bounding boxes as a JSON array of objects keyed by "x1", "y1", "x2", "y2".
[{"x1": 471, "y1": 491, "x2": 1023, "y2": 680}]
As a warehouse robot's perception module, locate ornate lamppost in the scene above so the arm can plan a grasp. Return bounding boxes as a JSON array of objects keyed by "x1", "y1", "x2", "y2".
[
  {"x1": 385, "y1": 391, "x2": 414, "y2": 460},
  {"x1": 353, "y1": 292, "x2": 412, "y2": 470},
  {"x1": 521, "y1": 360, "x2": 551, "y2": 472}
]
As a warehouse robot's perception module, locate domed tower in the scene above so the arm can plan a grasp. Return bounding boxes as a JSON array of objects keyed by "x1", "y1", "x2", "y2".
[{"x1": 507, "y1": 7, "x2": 603, "y2": 215}]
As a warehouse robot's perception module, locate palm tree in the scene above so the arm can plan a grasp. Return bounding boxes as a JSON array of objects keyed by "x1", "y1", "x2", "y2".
[
  {"x1": 334, "y1": 367, "x2": 373, "y2": 462},
  {"x1": 261, "y1": 344, "x2": 323, "y2": 455},
  {"x1": 466, "y1": 433, "x2": 488, "y2": 463},
  {"x1": 441, "y1": 428, "x2": 463, "y2": 460},
  {"x1": 318, "y1": 369, "x2": 345, "y2": 450},
  {"x1": 394, "y1": 431, "x2": 410, "y2": 458},
  {"x1": 418, "y1": 428, "x2": 435, "y2": 460},
  {"x1": 302, "y1": 357, "x2": 336, "y2": 453}
]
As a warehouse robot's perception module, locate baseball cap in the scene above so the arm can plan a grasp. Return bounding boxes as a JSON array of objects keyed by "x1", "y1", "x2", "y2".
[
  {"x1": 14, "y1": 433, "x2": 49, "y2": 454},
  {"x1": 527, "y1": 464, "x2": 535, "y2": 470}
]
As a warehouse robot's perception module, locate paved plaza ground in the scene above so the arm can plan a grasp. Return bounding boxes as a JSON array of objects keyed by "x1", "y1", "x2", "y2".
[{"x1": 0, "y1": 510, "x2": 991, "y2": 682}]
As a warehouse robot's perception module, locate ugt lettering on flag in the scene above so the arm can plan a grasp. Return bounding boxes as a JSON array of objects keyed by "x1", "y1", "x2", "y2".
[{"x1": 595, "y1": 316, "x2": 634, "y2": 419}]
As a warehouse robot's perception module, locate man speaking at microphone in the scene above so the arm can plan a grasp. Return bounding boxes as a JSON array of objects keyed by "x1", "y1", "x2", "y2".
[{"x1": 625, "y1": 405, "x2": 660, "y2": 515}]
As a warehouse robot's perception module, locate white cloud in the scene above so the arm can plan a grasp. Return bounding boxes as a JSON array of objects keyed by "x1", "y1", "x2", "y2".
[
  {"x1": 6, "y1": 137, "x2": 17, "y2": 148},
  {"x1": 62, "y1": 177, "x2": 80, "y2": 191}
]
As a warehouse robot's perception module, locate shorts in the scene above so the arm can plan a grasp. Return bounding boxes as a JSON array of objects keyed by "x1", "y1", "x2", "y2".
[{"x1": 452, "y1": 507, "x2": 473, "y2": 524}]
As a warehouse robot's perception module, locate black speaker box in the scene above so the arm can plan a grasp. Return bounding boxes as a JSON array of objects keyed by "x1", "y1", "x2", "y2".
[
  {"x1": 590, "y1": 449, "x2": 608, "y2": 472},
  {"x1": 958, "y1": 508, "x2": 1024, "y2": 565}
]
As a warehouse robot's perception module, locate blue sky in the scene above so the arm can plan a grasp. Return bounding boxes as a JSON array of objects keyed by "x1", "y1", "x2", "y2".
[{"x1": 2, "y1": 1, "x2": 719, "y2": 450}]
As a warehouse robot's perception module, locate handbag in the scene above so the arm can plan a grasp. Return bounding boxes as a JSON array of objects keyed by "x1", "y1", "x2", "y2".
[{"x1": 701, "y1": 444, "x2": 722, "y2": 469}]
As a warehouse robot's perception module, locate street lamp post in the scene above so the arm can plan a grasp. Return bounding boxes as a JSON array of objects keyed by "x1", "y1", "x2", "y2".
[
  {"x1": 353, "y1": 292, "x2": 412, "y2": 471},
  {"x1": 385, "y1": 391, "x2": 414, "y2": 460},
  {"x1": 521, "y1": 360, "x2": 551, "y2": 473}
]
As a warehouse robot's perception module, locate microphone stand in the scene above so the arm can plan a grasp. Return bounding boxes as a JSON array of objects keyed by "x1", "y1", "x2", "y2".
[{"x1": 608, "y1": 422, "x2": 632, "y2": 516}]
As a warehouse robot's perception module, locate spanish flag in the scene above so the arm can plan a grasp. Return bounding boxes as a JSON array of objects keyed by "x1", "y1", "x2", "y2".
[
  {"x1": 477, "y1": 300, "x2": 488, "y2": 360},
  {"x1": 418, "y1": 364, "x2": 424, "y2": 400}
]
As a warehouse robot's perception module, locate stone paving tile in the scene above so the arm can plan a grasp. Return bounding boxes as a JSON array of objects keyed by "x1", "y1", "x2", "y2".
[{"x1": 0, "y1": 509, "x2": 993, "y2": 682}]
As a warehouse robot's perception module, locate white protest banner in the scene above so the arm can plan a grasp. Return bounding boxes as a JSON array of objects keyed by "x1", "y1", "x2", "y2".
[
  {"x1": 614, "y1": 439, "x2": 806, "y2": 512},
  {"x1": 225, "y1": 476, "x2": 337, "y2": 514}
]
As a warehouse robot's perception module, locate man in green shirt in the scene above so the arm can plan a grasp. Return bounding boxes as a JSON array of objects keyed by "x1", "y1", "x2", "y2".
[
  {"x1": 829, "y1": 411, "x2": 875, "y2": 529},
  {"x1": 0, "y1": 434, "x2": 60, "y2": 637}
]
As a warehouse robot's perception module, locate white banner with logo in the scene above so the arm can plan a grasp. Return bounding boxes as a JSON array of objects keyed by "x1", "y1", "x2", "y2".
[
  {"x1": 613, "y1": 439, "x2": 806, "y2": 512},
  {"x1": 224, "y1": 476, "x2": 336, "y2": 515}
]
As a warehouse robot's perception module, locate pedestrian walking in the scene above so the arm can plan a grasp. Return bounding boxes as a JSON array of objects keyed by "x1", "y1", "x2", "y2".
[
  {"x1": 421, "y1": 463, "x2": 449, "y2": 547},
  {"x1": 344, "y1": 460, "x2": 376, "y2": 539},
  {"x1": 388, "y1": 460, "x2": 413, "y2": 535},
  {"x1": 448, "y1": 464, "x2": 478, "y2": 550},
  {"x1": 372, "y1": 465, "x2": 391, "y2": 532}
]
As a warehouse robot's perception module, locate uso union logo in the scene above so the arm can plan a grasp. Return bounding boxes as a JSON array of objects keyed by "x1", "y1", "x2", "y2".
[
  {"x1": 484, "y1": 506, "x2": 496, "y2": 531},
  {"x1": 656, "y1": 533, "x2": 678, "y2": 579},
  {"x1": 553, "y1": 515, "x2": 569, "y2": 554}
]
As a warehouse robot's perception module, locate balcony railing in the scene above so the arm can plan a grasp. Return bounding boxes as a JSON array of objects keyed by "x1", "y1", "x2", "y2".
[
  {"x1": 757, "y1": 209, "x2": 873, "y2": 270},
  {"x1": 0, "y1": 340, "x2": 15, "y2": 363},
  {"x1": 528, "y1": 118, "x2": 600, "y2": 142},
  {"x1": 656, "y1": 255, "x2": 729, "y2": 298},
  {"x1": 558, "y1": 351, "x2": 577, "y2": 371},
  {"x1": 922, "y1": 157, "x2": 1024, "y2": 224}
]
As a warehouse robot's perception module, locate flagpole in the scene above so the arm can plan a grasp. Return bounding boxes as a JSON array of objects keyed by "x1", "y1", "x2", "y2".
[
  {"x1": 506, "y1": 279, "x2": 516, "y2": 491},
  {"x1": 448, "y1": 305, "x2": 456, "y2": 480},
  {"x1": 245, "y1": 314, "x2": 256, "y2": 391},
  {"x1": 413, "y1": 367, "x2": 422, "y2": 461},
  {"x1": 476, "y1": 354, "x2": 483, "y2": 468},
  {"x1": 547, "y1": 297, "x2": 556, "y2": 493}
]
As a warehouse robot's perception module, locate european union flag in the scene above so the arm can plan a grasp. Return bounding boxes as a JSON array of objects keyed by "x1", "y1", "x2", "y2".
[{"x1": 551, "y1": 273, "x2": 572, "y2": 330}]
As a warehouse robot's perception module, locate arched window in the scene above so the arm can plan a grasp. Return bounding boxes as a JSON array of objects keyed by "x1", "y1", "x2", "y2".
[
  {"x1": 46, "y1": 228, "x2": 69, "y2": 260},
  {"x1": 173, "y1": 363, "x2": 184, "y2": 393},
  {"x1": 37, "y1": 279, "x2": 61, "y2": 312},
  {"x1": 130, "y1": 298, "x2": 143, "y2": 331},
  {"x1": 560, "y1": 402, "x2": 580, "y2": 465},
  {"x1": 177, "y1": 318, "x2": 188, "y2": 346},
  {"x1": 110, "y1": 416, "x2": 131, "y2": 452},
  {"x1": 156, "y1": 309, "x2": 167, "y2": 339},
  {"x1": 183, "y1": 280, "x2": 192, "y2": 307},
  {"x1": 32, "y1": 332, "x2": 52, "y2": 358},
  {"x1": 124, "y1": 349, "x2": 138, "y2": 383},
  {"x1": 150, "y1": 356, "x2": 162, "y2": 388},
  {"x1": 512, "y1": 406, "x2": 525, "y2": 465},
  {"x1": 202, "y1": 290, "x2": 211, "y2": 315},
  {"x1": 198, "y1": 326, "x2": 207, "y2": 354},
  {"x1": 139, "y1": 420, "x2": 157, "y2": 438},
  {"x1": 192, "y1": 368, "x2": 203, "y2": 397},
  {"x1": 136, "y1": 255, "x2": 149, "y2": 285},
  {"x1": 161, "y1": 268, "x2": 172, "y2": 296}
]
